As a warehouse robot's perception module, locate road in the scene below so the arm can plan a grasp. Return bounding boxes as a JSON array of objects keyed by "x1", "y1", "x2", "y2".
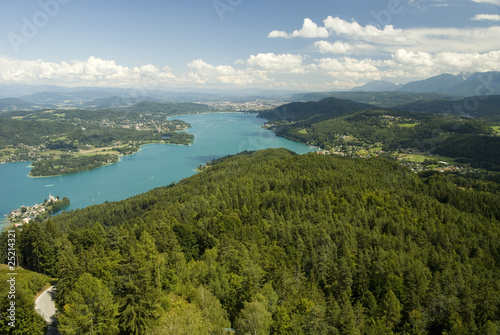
[{"x1": 35, "y1": 286, "x2": 60, "y2": 334}]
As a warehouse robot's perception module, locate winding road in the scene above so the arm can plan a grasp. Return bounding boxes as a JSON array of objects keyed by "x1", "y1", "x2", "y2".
[{"x1": 35, "y1": 286, "x2": 59, "y2": 335}]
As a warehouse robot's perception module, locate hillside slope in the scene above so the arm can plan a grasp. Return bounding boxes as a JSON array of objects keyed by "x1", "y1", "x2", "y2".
[
  {"x1": 4, "y1": 149, "x2": 500, "y2": 334},
  {"x1": 258, "y1": 97, "x2": 373, "y2": 122}
]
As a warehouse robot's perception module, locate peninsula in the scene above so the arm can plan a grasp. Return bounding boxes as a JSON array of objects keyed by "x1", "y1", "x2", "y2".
[{"x1": 7, "y1": 194, "x2": 70, "y2": 227}]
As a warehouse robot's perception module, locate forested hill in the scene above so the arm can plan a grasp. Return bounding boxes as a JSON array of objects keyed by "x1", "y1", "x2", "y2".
[
  {"x1": 258, "y1": 97, "x2": 373, "y2": 122},
  {"x1": 395, "y1": 95, "x2": 500, "y2": 121},
  {"x1": 3, "y1": 149, "x2": 500, "y2": 334},
  {"x1": 260, "y1": 96, "x2": 500, "y2": 171},
  {"x1": 128, "y1": 101, "x2": 214, "y2": 115}
]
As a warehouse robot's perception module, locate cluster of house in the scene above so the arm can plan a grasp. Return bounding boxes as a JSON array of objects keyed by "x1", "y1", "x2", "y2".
[{"x1": 7, "y1": 194, "x2": 59, "y2": 227}]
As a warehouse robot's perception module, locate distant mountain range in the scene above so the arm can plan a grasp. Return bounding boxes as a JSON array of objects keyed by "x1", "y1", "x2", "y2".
[
  {"x1": 0, "y1": 97, "x2": 35, "y2": 110},
  {"x1": 0, "y1": 84, "x2": 302, "y2": 111},
  {"x1": 351, "y1": 80, "x2": 402, "y2": 92},
  {"x1": 351, "y1": 71, "x2": 500, "y2": 96},
  {"x1": 290, "y1": 91, "x2": 454, "y2": 108},
  {"x1": 0, "y1": 72, "x2": 499, "y2": 112},
  {"x1": 262, "y1": 94, "x2": 500, "y2": 122}
]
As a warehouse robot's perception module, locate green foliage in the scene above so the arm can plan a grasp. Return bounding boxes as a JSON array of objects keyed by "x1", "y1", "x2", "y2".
[
  {"x1": 5, "y1": 149, "x2": 500, "y2": 333},
  {"x1": 129, "y1": 101, "x2": 213, "y2": 115},
  {"x1": 0, "y1": 107, "x2": 197, "y2": 172},
  {"x1": 290, "y1": 91, "x2": 454, "y2": 108},
  {"x1": 57, "y1": 273, "x2": 119, "y2": 335},
  {"x1": 234, "y1": 298, "x2": 273, "y2": 335},
  {"x1": 0, "y1": 266, "x2": 50, "y2": 335},
  {"x1": 31, "y1": 154, "x2": 119, "y2": 176},
  {"x1": 162, "y1": 132, "x2": 194, "y2": 145},
  {"x1": 265, "y1": 103, "x2": 499, "y2": 171}
]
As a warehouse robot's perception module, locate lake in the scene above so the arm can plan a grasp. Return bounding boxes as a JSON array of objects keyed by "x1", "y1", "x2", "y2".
[{"x1": 0, "y1": 113, "x2": 312, "y2": 229}]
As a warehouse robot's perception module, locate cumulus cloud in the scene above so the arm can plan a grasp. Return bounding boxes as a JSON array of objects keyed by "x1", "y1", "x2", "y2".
[
  {"x1": 0, "y1": 56, "x2": 176, "y2": 87},
  {"x1": 471, "y1": 0, "x2": 500, "y2": 6},
  {"x1": 185, "y1": 59, "x2": 270, "y2": 85},
  {"x1": 380, "y1": 49, "x2": 500, "y2": 79},
  {"x1": 404, "y1": 26, "x2": 500, "y2": 53},
  {"x1": 316, "y1": 57, "x2": 381, "y2": 80},
  {"x1": 314, "y1": 40, "x2": 375, "y2": 54},
  {"x1": 390, "y1": 49, "x2": 500, "y2": 73},
  {"x1": 323, "y1": 16, "x2": 409, "y2": 44},
  {"x1": 246, "y1": 53, "x2": 315, "y2": 73},
  {"x1": 471, "y1": 14, "x2": 500, "y2": 21},
  {"x1": 315, "y1": 41, "x2": 352, "y2": 54},
  {"x1": 313, "y1": 49, "x2": 500, "y2": 84},
  {"x1": 268, "y1": 18, "x2": 329, "y2": 39},
  {"x1": 268, "y1": 30, "x2": 290, "y2": 38}
]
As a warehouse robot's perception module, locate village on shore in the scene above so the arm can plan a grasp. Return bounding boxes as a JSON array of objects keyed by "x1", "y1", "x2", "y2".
[{"x1": 6, "y1": 194, "x2": 70, "y2": 228}]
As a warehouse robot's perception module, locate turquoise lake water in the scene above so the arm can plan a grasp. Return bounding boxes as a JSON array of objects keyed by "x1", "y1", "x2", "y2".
[{"x1": 0, "y1": 113, "x2": 312, "y2": 229}]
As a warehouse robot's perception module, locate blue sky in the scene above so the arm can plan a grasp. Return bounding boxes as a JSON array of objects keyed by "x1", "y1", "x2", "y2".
[{"x1": 0, "y1": 0, "x2": 499, "y2": 91}]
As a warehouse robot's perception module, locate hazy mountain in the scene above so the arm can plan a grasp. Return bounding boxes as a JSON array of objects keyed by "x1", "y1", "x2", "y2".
[
  {"x1": 397, "y1": 71, "x2": 500, "y2": 96},
  {"x1": 291, "y1": 72, "x2": 500, "y2": 105},
  {"x1": 440, "y1": 71, "x2": 500, "y2": 96},
  {"x1": 290, "y1": 91, "x2": 454, "y2": 108},
  {"x1": 0, "y1": 97, "x2": 33, "y2": 111},
  {"x1": 350, "y1": 80, "x2": 401, "y2": 92},
  {"x1": 0, "y1": 84, "x2": 70, "y2": 98},
  {"x1": 398, "y1": 74, "x2": 466, "y2": 94}
]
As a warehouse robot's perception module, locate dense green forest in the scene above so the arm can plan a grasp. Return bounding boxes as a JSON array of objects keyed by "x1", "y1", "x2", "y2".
[
  {"x1": 394, "y1": 96, "x2": 500, "y2": 121},
  {"x1": 290, "y1": 92, "x2": 454, "y2": 108},
  {"x1": 1, "y1": 149, "x2": 499, "y2": 334},
  {"x1": 0, "y1": 266, "x2": 50, "y2": 334},
  {"x1": 0, "y1": 117, "x2": 186, "y2": 148},
  {"x1": 260, "y1": 100, "x2": 500, "y2": 171},
  {"x1": 258, "y1": 97, "x2": 373, "y2": 122},
  {"x1": 0, "y1": 106, "x2": 197, "y2": 174},
  {"x1": 30, "y1": 154, "x2": 119, "y2": 176}
]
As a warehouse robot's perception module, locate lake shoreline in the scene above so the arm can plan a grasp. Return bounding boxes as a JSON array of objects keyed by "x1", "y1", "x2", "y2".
[{"x1": 0, "y1": 113, "x2": 312, "y2": 231}]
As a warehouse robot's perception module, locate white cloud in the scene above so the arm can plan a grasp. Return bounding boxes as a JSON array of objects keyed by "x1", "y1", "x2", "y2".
[
  {"x1": 404, "y1": 26, "x2": 500, "y2": 54},
  {"x1": 246, "y1": 53, "x2": 314, "y2": 74},
  {"x1": 313, "y1": 49, "x2": 500, "y2": 84},
  {"x1": 323, "y1": 16, "x2": 409, "y2": 44},
  {"x1": 185, "y1": 59, "x2": 270, "y2": 85},
  {"x1": 292, "y1": 18, "x2": 329, "y2": 38},
  {"x1": 268, "y1": 18, "x2": 329, "y2": 39},
  {"x1": 391, "y1": 49, "x2": 434, "y2": 66},
  {"x1": 268, "y1": 30, "x2": 290, "y2": 38},
  {"x1": 471, "y1": 0, "x2": 500, "y2": 6},
  {"x1": 315, "y1": 41, "x2": 352, "y2": 54},
  {"x1": 471, "y1": 14, "x2": 500, "y2": 21},
  {"x1": 314, "y1": 40, "x2": 375, "y2": 54},
  {"x1": 316, "y1": 57, "x2": 381, "y2": 80},
  {"x1": 0, "y1": 56, "x2": 176, "y2": 87},
  {"x1": 386, "y1": 49, "x2": 500, "y2": 77}
]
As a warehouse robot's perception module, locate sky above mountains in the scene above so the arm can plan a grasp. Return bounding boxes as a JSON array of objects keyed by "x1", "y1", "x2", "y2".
[{"x1": 0, "y1": 0, "x2": 499, "y2": 91}]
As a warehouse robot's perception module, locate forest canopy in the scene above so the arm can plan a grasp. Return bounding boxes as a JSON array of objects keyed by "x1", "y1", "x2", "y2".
[{"x1": 1, "y1": 148, "x2": 499, "y2": 334}]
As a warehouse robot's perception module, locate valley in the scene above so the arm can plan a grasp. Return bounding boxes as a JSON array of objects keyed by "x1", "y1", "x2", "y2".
[{"x1": 1, "y1": 74, "x2": 500, "y2": 334}]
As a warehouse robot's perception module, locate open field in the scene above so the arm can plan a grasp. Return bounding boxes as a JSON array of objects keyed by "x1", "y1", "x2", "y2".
[
  {"x1": 398, "y1": 123, "x2": 419, "y2": 128},
  {"x1": 400, "y1": 153, "x2": 457, "y2": 164}
]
